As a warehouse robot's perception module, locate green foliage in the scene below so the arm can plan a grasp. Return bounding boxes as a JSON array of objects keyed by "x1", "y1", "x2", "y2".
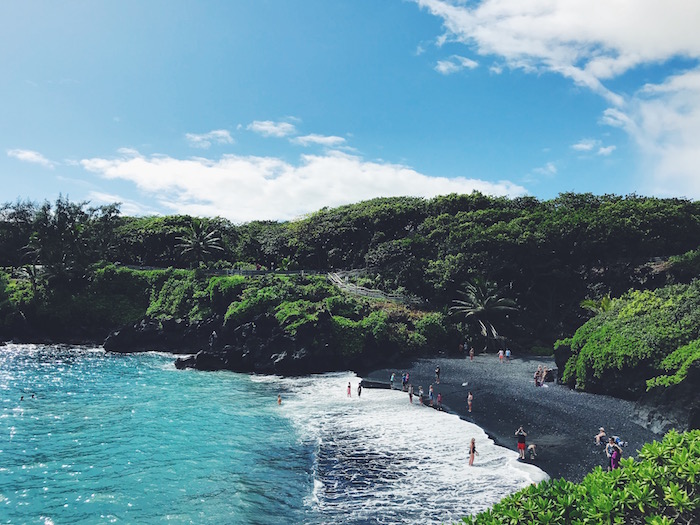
[
  {"x1": 559, "y1": 280, "x2": 700, "y2": 392},
  {"x1": 274, "y1": 299, "x2": 318, "y2": 335},
  {"x1": 464, "y1": 430, "x2": 700, "y2": 525},
  {"x1": 530, "y1": 345, "x2": 554, "y2": 356},
  {"x1": 145, "y1": 269, "x2": 210, "y2": 320},
  {"x1": 414, "y1": 312, "x2": 449, "y2": 348},
  {"x1": 646, "y1": 340, "x2": 700, "y2": 389},
  {"x1": 667, "y1": 247, "x2": 700, "y2": 282},
  {"x1": 206, "y1": 275, "x2": 247, "y2": 313}
]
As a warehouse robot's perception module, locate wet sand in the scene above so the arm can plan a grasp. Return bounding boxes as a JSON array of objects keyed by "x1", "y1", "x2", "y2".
[{"x1": 364, "y1": 354, "x2": 662, "y2": 482}]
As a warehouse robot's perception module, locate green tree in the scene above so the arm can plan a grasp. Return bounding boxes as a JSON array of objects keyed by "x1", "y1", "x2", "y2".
[
  {"x1": 449, "y1": 279, "x2": 518, "y2": 352},
  {"x1": 580, "y1": 294, "x2": 614, "y2": 314},
  {"x1": 177, "y1": 220, "x2": 224, "y2": 267}
]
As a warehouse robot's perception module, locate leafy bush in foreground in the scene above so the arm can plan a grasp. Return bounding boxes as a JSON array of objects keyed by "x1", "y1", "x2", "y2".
[{"x1": 464, "y1": 430, "x2": 700, "y2": 525}]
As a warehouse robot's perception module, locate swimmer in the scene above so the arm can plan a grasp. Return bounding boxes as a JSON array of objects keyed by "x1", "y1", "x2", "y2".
[{"x1": 277, "y1": 394, "x2": 282, "y2": 405}]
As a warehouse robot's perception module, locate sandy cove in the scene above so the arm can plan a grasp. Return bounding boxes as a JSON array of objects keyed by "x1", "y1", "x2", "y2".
[{"x1": 364, "y1": 354, "x2": 661, "y2": 482}]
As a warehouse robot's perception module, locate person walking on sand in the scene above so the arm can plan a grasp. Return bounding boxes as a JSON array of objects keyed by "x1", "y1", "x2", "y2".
[
  {"x1": 436, "y1": 392, "x2": 443, "y2": 410},
  {"x1": 347, "y1": 382, "x2": 352, "y2": 397},
  {"x1": 515, "y1": 426, "x2": 527, "y2": 459},
  {"x1": 428, "y1": 384, "x2": 434, "y2": 406},
  {"x1": 467, "y1": 391, "x2": 473, "y2": 413},
  {"x1": 469, "y1": 347, "x2": 474, "y2": 361},
  {"x1": 469, "y1": 438, "x2": 478, "y2": 466},
  {"x1": 505, "y1": 348, "x2": 511, "y2": 361},
  {"x1": 498, "y1": 349, "x2": 504, "y2": 363},
  {"x1": 607, "y1": 437, "x2": 623, "y2": 470},
  {"x1": 408, "y1": 384, "x2": 414, "y2": 404}
]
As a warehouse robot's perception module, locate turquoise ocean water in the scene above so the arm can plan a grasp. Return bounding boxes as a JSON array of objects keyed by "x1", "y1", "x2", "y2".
[{"x1": 1, "y1": 345, "x2": 546, "y2": 524}]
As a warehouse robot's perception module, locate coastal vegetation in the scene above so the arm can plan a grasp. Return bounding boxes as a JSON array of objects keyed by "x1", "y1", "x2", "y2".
[
  {"x1": 465, "y1": 429, "x2": 700, "y2": 525},
  {"x1": 0, "y1": 193, "x2": 698, "y2": 393},
  {"x1": 556, "y1": 280, "x2": 700, "y2": 398}
]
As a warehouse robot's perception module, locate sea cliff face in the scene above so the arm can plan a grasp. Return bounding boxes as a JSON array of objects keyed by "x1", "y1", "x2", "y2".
[{"x1": 103, "y1": 312, "x2": 400, "y2": 376}]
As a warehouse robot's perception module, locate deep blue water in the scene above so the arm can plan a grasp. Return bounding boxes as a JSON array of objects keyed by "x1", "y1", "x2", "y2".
[{"x1": 1, "y1": 345, "x2": 546, "y2": 525}]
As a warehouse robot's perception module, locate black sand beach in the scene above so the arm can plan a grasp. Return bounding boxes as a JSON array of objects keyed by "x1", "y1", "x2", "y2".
[{"x1": 365, "y1": 354, "x2": 662, "y2": 482}]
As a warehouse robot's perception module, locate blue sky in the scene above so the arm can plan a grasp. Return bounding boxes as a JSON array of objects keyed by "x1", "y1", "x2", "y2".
[{"x1": 2, "y1": 0, "x2": 699, "y2": 222}]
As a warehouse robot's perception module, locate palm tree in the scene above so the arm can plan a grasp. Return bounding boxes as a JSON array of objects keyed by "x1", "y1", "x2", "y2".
[
  {"x1": 177, "y1": 222, "x2": 224, "y2": 267},
  {"x1": 580, "y1": 294, "x2": 613, "y2": 315},
  {"x1": 450, "y1": 279, "x2": 518, "y2": 352}
]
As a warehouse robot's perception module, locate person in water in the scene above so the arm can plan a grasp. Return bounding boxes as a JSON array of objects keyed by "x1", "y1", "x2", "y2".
[
  {"x1": 347, "y1": 382, "x2": 352, "y2": 397},
  {"x1": 357, "y1": 383, "x2": 362, "y2": 398},
  {"x1": 469, "y1": 438, "x2": 478, "y2": 466},
  {"x1": 435, "y1": 365, "x2": 441, "y2": 384},
  {"x1": 277, "y1": 394, "x2": 282, "y2": 405},
  {"x1": 515, "y1": 426, "x2": 527, "y2": 459},
  {"x1": 467, "y1": 391, "x2": 473, "y2": 413}
]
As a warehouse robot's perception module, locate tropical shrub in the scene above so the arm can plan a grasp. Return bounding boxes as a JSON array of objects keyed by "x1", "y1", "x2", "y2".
[
  {"x1": 557, "y1": 280, "x2": 700, "y2": 393},
  {"x1": 463, "y1": 429, "x2": 700, "y2": 525}
]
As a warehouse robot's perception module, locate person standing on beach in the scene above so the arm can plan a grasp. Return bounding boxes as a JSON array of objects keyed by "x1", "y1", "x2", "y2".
[
  {"x1": 498, "y1": 349, "x2": 504, "y2": 363},
  {"x1": 469, "y1": 438, "x2": 477, "y2": 466},
  {"x1": 608, "y1": 437, "x2": 623, "y2": 470},
  {"x1": 408, "y1": 384, "x2": 414, "y2": 403},
  {"x1": 436, "y1": 392, "x2": 443, "y2": 410},
  {"x1": 469, "y1": 347, "x2": 474, "y2": 361},
  {"x1": 347, "y1": 382, "x2": 352, "y2": 397},
  {"x1": 418, "y1": 386, "x2": 424, "y2": 404},
  {"x1": 357, "y1": 383, "x2": 362, "y2": 398},
  {"x1": 515, "y1": 426, "x2": 527, "y2": 459},
  {"x1": 390, "y1": 372, "x2": 395, "y2": 389},
  {"x1": 467, "y1": 391, "x2": 473, "y2": 413},
  {"x1": 428, "y1": 385, "x2": 434, "y2": 406},
  {"x1": 505, "y1": 348, "x2": 511, "y2": 361}
]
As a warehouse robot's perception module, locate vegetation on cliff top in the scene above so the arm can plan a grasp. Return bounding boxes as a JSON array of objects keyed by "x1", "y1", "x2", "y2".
[
  {"x1": 0, "y1": 193, "x2": 699, "y2": 391},
  {"x1": 556, "y1": 280, "x2": 700, "y2": 397}
]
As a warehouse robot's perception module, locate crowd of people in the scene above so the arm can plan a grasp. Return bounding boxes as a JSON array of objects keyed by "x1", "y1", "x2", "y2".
[{"x1": 340, "y1": 351, "x2": 627, "y2": 473}]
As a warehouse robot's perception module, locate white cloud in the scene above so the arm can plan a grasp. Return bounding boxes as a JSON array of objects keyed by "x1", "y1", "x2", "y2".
[
  {"x1": 533, "y1": 162, "x2": 557, "y2": 176},
  {"x1": 247, "y1": 120, "x2": 297, "y2": 138},
  {"x1": 291, "y1": 134, "x2": 346, "y2": 147},
  {"x1": 417, "y1": 0, "x2": 700, "y2": 198},
  {"x1": 571, "y1": 139, "x2": 597, "y2": 152},
  {"x1": 435, "y1": 55, "x2": 479, "y2": 75},
  {"x1": 597, "y1": 145, "x2": 616, "y2": 156},
  {"x1": 185, "y1": 129, "x2": 234, "y2": 149},
  {"x1": 87, "y1": 191, "x2": 157, "y2": 216},
  {"x1": 7, "y1": 149, "x2": 55, "y2": 169},
  {"x1": 81, "y1": 149, "x2": 527, "y2": 222}
]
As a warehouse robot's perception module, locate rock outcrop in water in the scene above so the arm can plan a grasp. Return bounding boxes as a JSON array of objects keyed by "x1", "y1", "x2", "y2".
[{"x1": 104, "y1": 312, "x2": 399, "y2": 376}]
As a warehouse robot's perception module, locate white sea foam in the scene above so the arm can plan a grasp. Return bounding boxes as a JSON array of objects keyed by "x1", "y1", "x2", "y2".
[{"x1": 253, "y1": 372, "x2": 548, "y2": 524}]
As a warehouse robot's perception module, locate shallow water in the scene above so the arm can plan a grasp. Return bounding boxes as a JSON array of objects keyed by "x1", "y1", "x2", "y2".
[{"x1": 1, "y1": 345, "x2": 546, "y2": 524}]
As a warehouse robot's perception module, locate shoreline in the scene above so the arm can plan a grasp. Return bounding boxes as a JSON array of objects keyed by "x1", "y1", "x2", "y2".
[{"x1": 363, "y1": 354, "x2": 662, "y2": 482}]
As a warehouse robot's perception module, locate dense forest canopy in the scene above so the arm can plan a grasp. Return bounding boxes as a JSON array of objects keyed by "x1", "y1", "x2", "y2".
[{"x1": 1, "y1": 192, "x2": 699, "y2": 351}]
